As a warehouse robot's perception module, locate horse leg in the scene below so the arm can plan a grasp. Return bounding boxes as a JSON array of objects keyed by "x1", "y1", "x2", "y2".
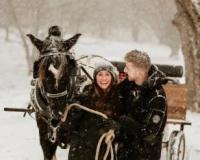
[
  {"x1": 40, "y1": 137, "x2": 58, "y2": 160},
  {"x1": 36, "y1": 116, "x2": 58, "y2": 160}
]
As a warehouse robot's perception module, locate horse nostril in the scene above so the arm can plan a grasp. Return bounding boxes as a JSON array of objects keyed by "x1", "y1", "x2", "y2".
[{"x1": 51, "y1": 119, "x2": 60, "y2": 127}]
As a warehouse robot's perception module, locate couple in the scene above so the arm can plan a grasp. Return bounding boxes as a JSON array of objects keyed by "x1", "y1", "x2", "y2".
[{"x1": 68, "y1": 50, "x2": 167, "y2": 160}]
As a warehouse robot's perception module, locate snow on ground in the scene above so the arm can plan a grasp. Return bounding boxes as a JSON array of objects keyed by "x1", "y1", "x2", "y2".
[{"x1": 0, "y1": 31, "x2": 199, "y2": 159}]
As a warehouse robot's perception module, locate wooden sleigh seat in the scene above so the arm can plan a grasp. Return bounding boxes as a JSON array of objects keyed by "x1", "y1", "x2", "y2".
[{"x1": 163, "y1": 84, "x2": 187, "y2": 120}]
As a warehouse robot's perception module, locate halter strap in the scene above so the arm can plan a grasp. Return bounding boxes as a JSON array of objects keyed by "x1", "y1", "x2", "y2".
[{"x1": 39, "y1": 51, "x2": 73, "y2": 59}]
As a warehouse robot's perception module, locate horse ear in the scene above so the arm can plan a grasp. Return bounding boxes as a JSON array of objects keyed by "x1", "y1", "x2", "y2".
[
  {"x1": 63, "y1": 33, "x2": 81, "y2": 51},
  {"x1": 27, "y1": 34, "x2": 44, "y2": 53}
]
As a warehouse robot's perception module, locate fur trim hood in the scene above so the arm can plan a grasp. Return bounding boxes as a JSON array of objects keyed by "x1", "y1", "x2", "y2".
[{"x1": 141, "y1": 65, "x2": 168, "y2": 89}]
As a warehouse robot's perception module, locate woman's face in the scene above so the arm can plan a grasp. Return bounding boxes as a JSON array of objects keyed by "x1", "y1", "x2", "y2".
[{"x1": 96, "y1": 70, "x2": 112, "y2": 91}]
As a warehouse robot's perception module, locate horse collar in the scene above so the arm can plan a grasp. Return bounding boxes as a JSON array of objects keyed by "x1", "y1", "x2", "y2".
[{"x1": 46, "y1": 90, "x2": 68, "y2": 98}]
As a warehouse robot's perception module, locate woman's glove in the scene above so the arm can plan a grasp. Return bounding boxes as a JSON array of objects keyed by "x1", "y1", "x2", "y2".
[{"x1": 103, "y1": 118, "x2": 120, "y2": 131}]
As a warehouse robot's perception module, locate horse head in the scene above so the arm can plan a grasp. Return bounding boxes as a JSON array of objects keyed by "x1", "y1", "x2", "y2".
[{"x1": 27, "y1": 27, "x2": 81, "y2": 122}]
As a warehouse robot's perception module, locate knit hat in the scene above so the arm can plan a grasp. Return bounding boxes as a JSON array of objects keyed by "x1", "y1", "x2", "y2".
[{"x1": 93, "y1": 63, "x2": 118, "y2": 84}]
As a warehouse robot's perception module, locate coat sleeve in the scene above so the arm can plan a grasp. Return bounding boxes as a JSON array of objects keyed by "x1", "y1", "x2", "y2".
[
  {"x1": 67, "y1": 85, "x2": 92, "y2": 132},
  {"x1": 72, "y1": 84, "x2": 92, "y2": 105},
  {"x1": 141, "y1": 95, "x2": 167, "y2": 141}
]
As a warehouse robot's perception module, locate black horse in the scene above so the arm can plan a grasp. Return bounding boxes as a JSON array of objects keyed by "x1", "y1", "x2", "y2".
[{"x1": 27, "y1": 26, "x2": 81, "y2": 160}]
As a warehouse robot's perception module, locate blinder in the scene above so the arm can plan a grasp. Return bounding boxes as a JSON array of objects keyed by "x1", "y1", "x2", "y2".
[{"x1": 33, "y1": 60, "x2": 40, "y2": 78}]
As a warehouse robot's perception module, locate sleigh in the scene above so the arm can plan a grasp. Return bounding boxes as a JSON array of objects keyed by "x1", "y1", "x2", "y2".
[
  {"x1": 162, "y1": 84, "x2": 191, "y2": 160},
  {"x1": 111, "y1": 61, "x2": 191, "y2": 160},
  {"x1": 4, "y1": 54, "x2": 191, "y2": 160}
]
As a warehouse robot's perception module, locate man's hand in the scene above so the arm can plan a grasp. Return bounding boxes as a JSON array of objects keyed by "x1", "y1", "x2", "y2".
[{"x1": 102, "y1": 118, "x2": 120, "y2": 135}]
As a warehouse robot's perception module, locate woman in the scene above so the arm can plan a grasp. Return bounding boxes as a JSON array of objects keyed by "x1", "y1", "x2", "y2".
[{"x1": 68, "y1": 64, "x2": 120, "y2": 160}]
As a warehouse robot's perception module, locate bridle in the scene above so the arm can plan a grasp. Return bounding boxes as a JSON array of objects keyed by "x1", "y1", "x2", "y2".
[
  {"x1": 38, "y1": 51, "x2": 76, "y2": 100},
  {"x1": 31, "y1": 51, "x2": 77, "y2": 145}
]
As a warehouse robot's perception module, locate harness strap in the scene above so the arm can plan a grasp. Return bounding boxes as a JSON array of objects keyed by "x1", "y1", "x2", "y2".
[
  {"x1": 46, "y1": 90, "x2": 68, "y2": 98},
  {"x1": 39, "y1": 51, "x2": 72, "y2": 58},
  {"x1": 30, "y1": 79, "x2": 46, "y2": 113},
  {"x1": 80, "y1": 66, "x2": 93, "y2": 81}
]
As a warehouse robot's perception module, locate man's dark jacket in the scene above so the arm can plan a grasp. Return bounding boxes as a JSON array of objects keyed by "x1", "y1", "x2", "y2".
[{"x1": 117, "y1": 65, "x2": 168, "y2": 160}]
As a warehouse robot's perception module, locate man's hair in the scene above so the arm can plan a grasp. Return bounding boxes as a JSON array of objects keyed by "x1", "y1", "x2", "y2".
[{"x1": 124, "y1": 50, "x2": 151, "y2": 71}]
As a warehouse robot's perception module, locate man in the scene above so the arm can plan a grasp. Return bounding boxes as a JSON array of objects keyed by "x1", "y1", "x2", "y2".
[{"x1": 117, "y1": 50, "x2": 168, "y2": 160}]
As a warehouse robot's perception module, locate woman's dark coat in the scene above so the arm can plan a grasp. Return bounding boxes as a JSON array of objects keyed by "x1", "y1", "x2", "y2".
[{"x1": 68, "y1": 84, "x2": 120, "y2": 160}]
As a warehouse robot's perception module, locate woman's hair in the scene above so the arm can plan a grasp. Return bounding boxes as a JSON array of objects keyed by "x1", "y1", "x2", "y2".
[
  {"x1": 78, "y1": 64, "x2": 118, "y2": 117},
  {"x1": 92, "y1": 82, "x2": 117, "y2": 117}
]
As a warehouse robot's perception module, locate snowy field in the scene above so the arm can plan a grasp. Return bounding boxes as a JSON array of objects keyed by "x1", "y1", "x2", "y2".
[{"x1": 0, "y1": 31, "x2": 199, "y2": 160}]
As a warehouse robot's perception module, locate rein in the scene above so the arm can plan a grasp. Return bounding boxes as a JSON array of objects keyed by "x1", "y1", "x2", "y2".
[{"x1": 61, "y1": 103, "x2": 116, "y2": 160}]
